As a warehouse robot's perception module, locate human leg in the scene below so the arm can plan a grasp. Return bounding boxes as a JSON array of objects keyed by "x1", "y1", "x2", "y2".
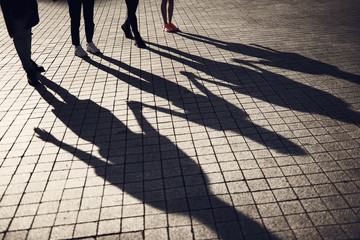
[
  {"x1": 168, "y1": 0, "x2": 173, "y2": 23},
  {"x1": 13, "y1": 30, "x2": 32, "y2": 72},
  {"x1": 13, "y1": 27, "x2": 38, "y2": 86},
  {"x1": 161, "y1": 0, "x2": 172, "y2": 31},
  {"x1": 161, "y1": 0, "x2": 168, "y2": 25},
  {"x1": 167, "y1": 0, "x2": 178, "y2": 31},
  {"x1": 68, "y1": 0, "x2": 82, "y2": 46},
  {"x1": 83, "y1": 0, "x2": 99, "y2": 53},
  {"x1": 121, "y1": 22, "x2": 134, "y2": 39},
  {"x1": 83, "y1": 0, "x2": 95, "y2": 44},
  {"x1": 162, "y1": 0, "x2": 178, "y2": 32},
  {"x1": 124, "y1": 0, "x2": 146, "y2": 48},
  {"x1": 121, "y1": 0, "x2": 137, "y2": 39},
  {"x1": 125, "y1": 0, "x2": 140, "y2": 39},
  {"x1": 68, "y1": 0, "x2": 88, "y2": 57}
]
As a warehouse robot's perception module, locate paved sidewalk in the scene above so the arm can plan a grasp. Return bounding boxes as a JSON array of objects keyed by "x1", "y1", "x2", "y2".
[{"x1": 1, "y1": 0, "x2": 360, "y2": 239}]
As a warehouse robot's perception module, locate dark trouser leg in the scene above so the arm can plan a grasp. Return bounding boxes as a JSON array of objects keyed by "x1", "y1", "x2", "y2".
[
  {"x1": 10, "y1": 12, "x2": 39, "y2": 86},
  {"x1": 68, "y1": 0, "x2": 82, "y2": 46},
  {"x1": 83, "y1": 0, "x2": 95, "y2": 43},
  {"x1": 13, "y1": 26, "x2": 38, "y2": 86},
  {"x1": 13, "y1": 26, "x2": 33, "y2": 72},
  {"x1": 125, "y1": 0, "x2": 141, "y2": 39}
]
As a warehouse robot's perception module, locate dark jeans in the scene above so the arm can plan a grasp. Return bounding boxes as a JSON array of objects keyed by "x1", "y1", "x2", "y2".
[
  {"x1": 68, "y1": 0, "x2": 95, "y2": 46},
  {"x1": 124, "y1": 0, "x2": 140, "y2": 39},
  {"x1": 11, "y1": 11, "x2": 33, "y2": 72}
]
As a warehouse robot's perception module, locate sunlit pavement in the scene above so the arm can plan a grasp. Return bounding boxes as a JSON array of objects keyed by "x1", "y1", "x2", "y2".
[{"x1": 1, "y1": 0, "x2": 360, "y2": 239}]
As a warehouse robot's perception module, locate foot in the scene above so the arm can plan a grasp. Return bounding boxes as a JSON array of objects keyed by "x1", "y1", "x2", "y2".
[
  {"x1": 163, "y1": 23, "x2": 179, "y2": 32},
  {"x1": 121, "y1": 23, "x2": 134, "y2": 39},
  {"x1": 31, "y1": 60, "x2": 45, "y2": 73},
  {"x1": 163, "y1": 23, "x2": 173, "y2": 32},
  {"x1": 134, "y1": 37, "x2": 147, "y2": 48},
  {"x1": 74, "y1": 45, "x2": 88, "y2": 58},
  {"x1": 86, "y1": 42, "x2": 100, "y2": 54},
  {"x1": 27, "y1": 69, "x2": 39, "y2": 87},
  {"x1": 168, "y1": 23, "x2": 179, "y2": 32}
]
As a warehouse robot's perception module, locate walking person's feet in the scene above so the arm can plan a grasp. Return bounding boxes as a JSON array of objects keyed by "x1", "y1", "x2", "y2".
[
  {"x1": 86, "y1": 42, "x2": 100, "y2": 54},
  {"x1": 168, "y1": 23, "x2": 179, "y2": 32},
  {"x1": 74, "y1": 45, "x2": 88, "y2": 58},
  {"x1": 31, "y1": 60, "x2": 45, "y2": 73},
  {"x1": 163, "y1": 23, "x2": 172, "y2": 32},
  {"x1": 135, "y1": 37, "x2": 147, "y2": 48},
  {"x1": 121, "y1": 23, "x2": 134, "y2": 39},
  {"x1": 26, "y1": 69, "x2": 39, "y2": 87},
  {"x1": 163, "y1": 23, "x2": 179, "y2": 32}
]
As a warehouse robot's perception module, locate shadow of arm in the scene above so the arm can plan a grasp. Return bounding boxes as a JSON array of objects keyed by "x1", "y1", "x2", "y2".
[{"x1": 34, "y1": 127, "x2": 106, "y2": 167}]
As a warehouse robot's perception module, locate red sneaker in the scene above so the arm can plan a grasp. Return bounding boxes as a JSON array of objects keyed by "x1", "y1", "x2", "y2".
[
  {"x1": 163, "y1": 23, "x2": 173, "y2": 32},
  {"x1": 168, "y1": 23, "x2": 179, "y2": 32}
]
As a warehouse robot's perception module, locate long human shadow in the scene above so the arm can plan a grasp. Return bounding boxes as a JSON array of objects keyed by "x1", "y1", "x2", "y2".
[
  {"x1": 85, "y1": 55, "x2": 306, "y2": 155},
  {"x1": 145, "y1": 41, "x2": 360, "y2": 125},
  {"x1": 34, "y1": 76, "x2": 280, "y2": 239},
  {"x1": 176, "y1": 31, "x2": 360, "y2": 85}
]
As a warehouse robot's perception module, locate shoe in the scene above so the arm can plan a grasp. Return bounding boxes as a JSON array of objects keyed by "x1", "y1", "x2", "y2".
[
  {"x1": 168, "y1": 23, "x2": 179, "y2": 32},
  {"x1": 135, "y1": 37, "x2": 147, "y2": 48},
  {"x1": 27, "y1": 69, "x2": 39, "y2": 87},
  {"x1": 74, "y1": 45, "x2": 88, "y2": 57},
  {"x1": 163, "y1": 23, "x2": 173, "y2": 32},
  {"x1": 86, "y1": 42, "x2": 100, "y2": 54},
  {"x1": 31, "y1": 60, "x2": 45, "y2": 73},
  {"x1": 121, "y1": 23, "x2": 134, "y2": 39}
]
